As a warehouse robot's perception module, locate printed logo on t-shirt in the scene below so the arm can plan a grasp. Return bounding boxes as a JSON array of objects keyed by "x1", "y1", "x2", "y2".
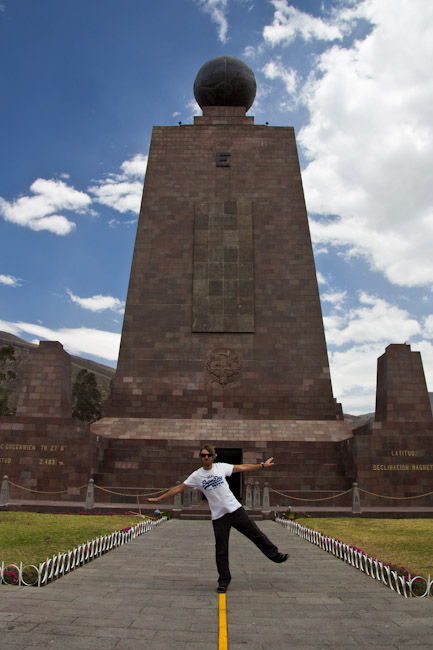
[{"x1": 202, "y1": 475, "x2": 224, "y2": 491}]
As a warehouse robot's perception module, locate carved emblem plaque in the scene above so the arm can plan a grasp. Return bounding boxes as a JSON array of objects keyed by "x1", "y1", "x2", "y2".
[{"x1": 205, "y1": 348, "x2": 241, "y2": 389}]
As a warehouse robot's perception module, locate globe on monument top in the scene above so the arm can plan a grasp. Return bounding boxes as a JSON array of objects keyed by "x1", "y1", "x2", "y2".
[{"x1": 194, "y1": 56, "x2": 256, "y2": 111}]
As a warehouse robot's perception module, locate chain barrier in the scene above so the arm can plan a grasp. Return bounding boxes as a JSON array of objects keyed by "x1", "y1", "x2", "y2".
[
  {"x1": 270, "y1": 487, "x2": 352, "y2": 502},
  {"x1": 4, "y1": 479, "x2": 171, "y2": 500},
  {"x1": 358, "y1": 488, "x2": 433, "y2": 500},
  {"x1": 7, "y1": 480, "x2": 87, "y2": 495},
  {"x1": 5, "y1": 478, "x2": 433, "y2": 503},
  {"x1": 93, "y1": 485, "x2": 172, "y2": 498}
]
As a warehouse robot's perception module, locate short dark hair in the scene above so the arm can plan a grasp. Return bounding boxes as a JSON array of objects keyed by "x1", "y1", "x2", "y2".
[{"x1": 200, "y1": 443, "x2": 217, "y2": 459}]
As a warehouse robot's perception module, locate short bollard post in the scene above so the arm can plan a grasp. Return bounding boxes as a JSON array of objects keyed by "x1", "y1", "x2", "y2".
[
  {"x1": 253, "y1": 481, "x2": 261, "y2": 509},
  {"x1": 173, "y1": 481, "x2": 182, "y2": 511},
  {"x1": 192, "y1": 488, "x2": 201, "y2": 506},
  {"x1": 245, "y1": 483, "x2": 253, "y2": 509},
  {"x1": 262, "y1": 482, "x2": 270, "y2": 513},
  {"x1": 352, "y1": 481, "x2": 361, "y2": 514},
  {"x1": 0, "y1": 475, "x2": 9, "y2": 506},
  {"x1": 183, "y1": 488, "x2": 192, "y2": 508},
  {"x1": 85, "y1": 478, "x2": 95, "y2": 510}
]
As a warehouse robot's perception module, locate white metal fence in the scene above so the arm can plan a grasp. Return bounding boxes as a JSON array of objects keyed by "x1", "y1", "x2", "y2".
[
  {"x1": 276, "y1": 517, "x2": 432, "y2": 598},
  {"x1": 1, "y1": 516, "x2": 167, "y2": 587}
]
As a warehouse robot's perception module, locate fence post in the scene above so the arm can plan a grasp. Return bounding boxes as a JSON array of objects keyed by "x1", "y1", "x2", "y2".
[
  {"x1": 85, "y1": 478, "x2": 95, "y2": 510},
  {"x1": 173, "y1": 481, "x2": 182, "y2": 511},
  {"x1": 352, "y1": 481, "x2": 361, "y2": 514},
  {"x1": 0, "y1": 475, "x2": 9, "y2": 506},
  {"x1": 253, "y1": 481, "x2": 261, "y2": 509},
  {"x1": 245, "y1": 483, "x2": 253, "y2": 509},
  {"x1": 183, "y1": 488, "x2": 192, "y2": 508},
  {"x1": 262, "y1": 482, "x2": 270, "y2": 513}
]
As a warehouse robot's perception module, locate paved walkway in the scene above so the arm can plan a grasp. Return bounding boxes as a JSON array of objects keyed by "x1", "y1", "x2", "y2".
[{"x1": 0, "y1": 519, "x2": 432, "y2": 649}]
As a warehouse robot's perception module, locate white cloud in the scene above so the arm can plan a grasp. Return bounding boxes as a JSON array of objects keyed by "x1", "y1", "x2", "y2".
[
  {"x1": 88, "y1": 154, "x2": 147, "y2": 216},
  {"x1": 67, "y1": 290, "x2": 125, "y2": 314},
  {"x1": 262, "y1": 59, "x2": 299, "y2": 100},
  {"x1": 0, "y1": 274, "x2": 22, "y2": 287},
  {"x1": 119, "y1": 155, "x2": 148, "y2": 178},
  {"x1": 295, "y1": 0, "x2": 433, "y2": 290},
  {"x1": 243, "y1": 45, "x2": 258, "y2": 59},
  {"x1": 195, "y1": 0, "x2": 229, "y2": 43},
  {"x1": 0, "y1": 178, "x2": 91, "y2": 235},
  {"x1": 263, "y1": 0, "x2": 354, "y2": 46},
  {"x1": 324, "y1": 292, "x2": 420, "y2": 347},
  {"x1": 330, "y1": 337, "x2": 433, "y2": 414},
  {"x1": 421, "y1": 315, "x2": 433, "y2": 339},
  {"x1": 0, "y1": 320, "x2": 120, "y2": 362},
  {"x1": 316, "y1": 271, "x2": 327, "y2": 285},
  {"x1": 412, "y1": 340, "x2": 433, "y2": 391},
  {"x1": 321, "y1": 290, "x2": 432, "y2": 413},
  {"x1": 321, "y1": 290, "x2": 346, "y2": 309},
  {"x1": 329, "y1": 343, "x2": 383, "y2": 414}
]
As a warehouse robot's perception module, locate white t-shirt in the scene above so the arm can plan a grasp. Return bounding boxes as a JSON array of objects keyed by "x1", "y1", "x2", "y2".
[{"x1": 184, "y1": 462, "x2": 241, "y2": 520}]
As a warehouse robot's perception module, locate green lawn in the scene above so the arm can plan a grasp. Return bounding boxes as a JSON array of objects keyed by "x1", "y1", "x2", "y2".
[
  {"x1": 0, "y1": 511, "x2": 148, "y2": 567},
  {"x1": 298, "y1": 517, "x2": 433, "y2": 579}
]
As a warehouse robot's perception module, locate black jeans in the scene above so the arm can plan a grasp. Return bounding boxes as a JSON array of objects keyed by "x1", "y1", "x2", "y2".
[{"x1": 212, "y1": 506, "x2": 280, "y2": 586}]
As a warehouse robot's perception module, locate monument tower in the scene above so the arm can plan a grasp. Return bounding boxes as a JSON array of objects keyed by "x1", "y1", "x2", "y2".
[
  {"x1": 107, "y1": 56, "x2": 341, "y2": 422},
  {"x1": 3, "y1": 57, "x2": 431, "y2": 510}
]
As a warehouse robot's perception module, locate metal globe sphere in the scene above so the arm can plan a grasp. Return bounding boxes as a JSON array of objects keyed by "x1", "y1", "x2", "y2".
[{"x1": 194, "y1": 56, "x2": 256, "y2": 110}]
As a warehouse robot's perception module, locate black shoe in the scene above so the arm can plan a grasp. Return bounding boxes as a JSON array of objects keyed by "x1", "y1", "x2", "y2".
[
  {"x1": 217, "y1": 579, "x2": 231, "y2": 593},
  {"x1": 275, "y1": 553, "x2": 290, "y2": 563}
]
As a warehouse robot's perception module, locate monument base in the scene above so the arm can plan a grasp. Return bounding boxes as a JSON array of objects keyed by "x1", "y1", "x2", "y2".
[
  {"x1": 0, "y1": 416, "x2": 101, "y2": 502},
  {"x1": 2, "y1": 414, "x2": 433, "y2": 512}
]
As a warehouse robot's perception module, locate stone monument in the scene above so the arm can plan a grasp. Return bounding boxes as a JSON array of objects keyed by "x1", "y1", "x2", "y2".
[
  {"x1": 1, "y1": 57, "x2": 432, "y2": 512},
  {"x1": 107, "y1": 56, "x2": 341, "y2": 422}
]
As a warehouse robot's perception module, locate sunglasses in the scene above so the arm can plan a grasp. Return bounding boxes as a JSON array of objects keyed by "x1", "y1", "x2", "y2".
[{"x1": 200, "y1": 453, "x2": 213, "y2": 458}]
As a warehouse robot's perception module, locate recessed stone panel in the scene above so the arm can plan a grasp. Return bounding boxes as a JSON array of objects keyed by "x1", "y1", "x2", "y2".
[{"x1": 192, "y1": 200, "x2": 254, "y2": 333}]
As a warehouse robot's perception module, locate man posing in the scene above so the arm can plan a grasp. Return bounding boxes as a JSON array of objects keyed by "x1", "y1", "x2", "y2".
[{"x1": 148, "y1": 444, "x2": 289, "y2": 593}]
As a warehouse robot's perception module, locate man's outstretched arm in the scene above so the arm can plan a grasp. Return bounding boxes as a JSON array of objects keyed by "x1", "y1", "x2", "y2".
[
  {"x1": 232, "y1": 457, "x2": 275, "y2": 474},
  {"x1": 147, "y1": 482, "x2": 188, "y2": 503}
]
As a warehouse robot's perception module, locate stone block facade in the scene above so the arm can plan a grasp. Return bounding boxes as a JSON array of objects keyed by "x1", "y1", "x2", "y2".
[
  {"x1": 375, "y1": 344, "x2": 433, "y2": 423},
  {"x1": 16, "y1": 341, "x2": 71, "y2": 418},
  {"x1": 0, "y1": 416, "x2": 100, "y2": 502},
  {"x1": 107, "y1": 106, "x2": 340, "y2": 421},
  {"x1": 350, "y1": 422, "x2": 433, "y2": 507}
]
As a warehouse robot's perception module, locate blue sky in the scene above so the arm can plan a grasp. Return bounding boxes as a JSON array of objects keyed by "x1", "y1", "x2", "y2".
[{"x1": 1, "y1": 0, "x2": 433, "y2": 414}]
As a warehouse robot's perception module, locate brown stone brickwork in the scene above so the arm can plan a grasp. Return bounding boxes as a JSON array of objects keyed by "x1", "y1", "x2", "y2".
[
  {"x1": 91, "y1": 417, "x2": 353, "y2": 506},
  {"x1": 107, "y1": 106, "x2": 340, "y2": 421},
  {"x1": 192, "y1": 200, "x2": 254, "y2": 333},
  {"x1": 375, "y1": 344, "x2": 433, "y2": 423},
  {"x1": 16, "y1": 341, "x2": 72, "y2": 418},
  {"x1": 351, "y1": 422, "x2": 433, "y2": 507},
  {"x1": 0, "y1": 416, "x2": 100, "y2": 502}
]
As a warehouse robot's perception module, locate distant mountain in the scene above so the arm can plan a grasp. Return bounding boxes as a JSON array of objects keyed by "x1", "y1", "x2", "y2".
[
  {"x1": 0, "y1": 331, "x2": 115, "y2": 413},
  {"x1": 343, "y1": 412, "x2": 375, "y2": 426}
]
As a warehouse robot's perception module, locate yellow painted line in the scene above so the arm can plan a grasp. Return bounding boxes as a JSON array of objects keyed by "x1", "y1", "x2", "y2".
[{"x1": 219, "y1": 592, "x2": 228, "y2": 650}]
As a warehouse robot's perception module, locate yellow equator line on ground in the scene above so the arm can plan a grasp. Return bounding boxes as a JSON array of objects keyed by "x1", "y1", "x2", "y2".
[{"x1": 219, "y1": 593, "x2": 228, "y2": 650}]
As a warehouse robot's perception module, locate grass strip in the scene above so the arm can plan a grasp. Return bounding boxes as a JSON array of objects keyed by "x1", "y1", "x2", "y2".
[
  {"x1": 0, "y1": 511, "x2": 150, "y2": 567},
  {"x1": 299, "y1": 517, "x2": 433, "y2": 579}
]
